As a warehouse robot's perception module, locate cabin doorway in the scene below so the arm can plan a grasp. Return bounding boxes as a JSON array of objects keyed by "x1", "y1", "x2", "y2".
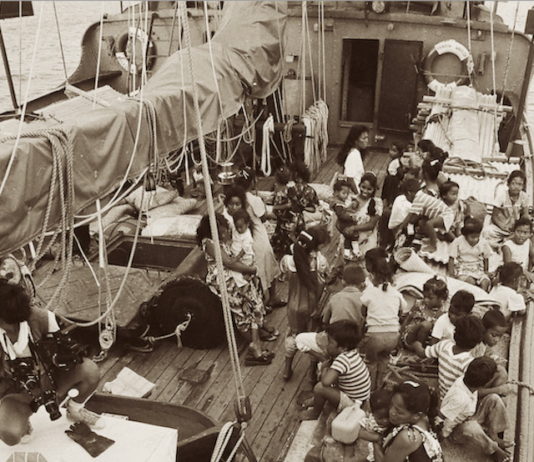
[
  {"x1": 378, "y1": 40, "x2": 423, "y2": 133},
  {"x1": 340, "y1": 39, "x2": 379, "y2": 123}
]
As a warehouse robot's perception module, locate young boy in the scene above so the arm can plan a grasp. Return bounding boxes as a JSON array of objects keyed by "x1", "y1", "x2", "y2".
[
  {"x1": 429, "y1": 289, "x2": 474, "y2": 345},
  {"x1": 397, "y1": 178, "x2": 455, "y2": 253},
  {"x1": 299, "y1": 320, "x2": 371, "y2": 420},
  {"x1": 413, "y1": 315, "x2": 484, "y2": 400},
  {"x1": 358, "y1": 389, "x2": 391, "y2": 462},
  {"x1": 322, "y1": 264, "x2": 366, "y2": 333},
  {"x1": 330, "y1": 179, "x2": 361, "y2": 259},
  {"x1": 471, "y1": 309, "x2": 509, "y2": 360},
  {"x1": 439, "y1": 357, "x2": 511, "y2": 462}
]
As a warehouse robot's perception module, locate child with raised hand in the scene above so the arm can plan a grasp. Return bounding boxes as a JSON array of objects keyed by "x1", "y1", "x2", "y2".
[
  {"x1": 373, "y1": 381, "x2": 442, "y2": 462},
  {"x1": 322, "y1": 264, "x2": 366, "y2": 333},
  {"x1": 299, "y1": 320, "x2": 371, "y2": 421},
  {"x1": 280, "y1": 227, "x2": 330, "y2": 381},
  {"x1": 440, "y1": 180, "x2": 463, "y2": 239},
  {"x1": 414, "y1": 315, "x2": 485, "y2": 400},
  {"x1": 448, "y1": 218, "x2": 492, "y2": 292},
  {"x1": 429, "y1": 289, "x2": 474, "y2": 344},
  {"x1": 358, "y1": 389, "x2": 392, "y2": 462},
  {"x1": 439, "y1": 357, "x2": 511, "y2": 462},
  {"x1": 361, "y1": 248, "x2": 407, "y2": 390},
  {"x1": 401, "y1": 276, "x2": 449, "y2": 350},
  {"x1": 502, "y1": 217, "x2": 534, "y2": 282},
  {"x1": 489, "y1": 262, "x2": 527, "y2": 322}
]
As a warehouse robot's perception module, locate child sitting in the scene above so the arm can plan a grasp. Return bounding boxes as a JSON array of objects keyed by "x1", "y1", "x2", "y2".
[
  {"x1": 440, "y1": 180, "x2": 463, "y2": 239},
  {"x1": 397, "y1": 179, "x2": 455, "y2": 253},
  {"x1": 322, "y1": 264, "x2": 366, "y2": 333},
  {"x1": 413, "y1": 315, "x2": 485, "y2": 400},
  {"x1": 439, "y1": 357, "x2": 511, "y2": 462},
  {"x1": 358, "y1": 389, "x2": 392, "y2": 462},
  {"x1": 269, "y1": 167, "x2": 294, "y2": 259},
  {"x1": 231, "y1": 209, "x2": 255, "y2": 267},
  {"x1": 502, "y1": 217, "x2": 534, "y2": 283},
  {"x1": 472, "y1": 309, "x2": 509, "y2": 361},
  {"x1": 381, "y1": 141, "x2": 406, "y2": 208},
  {"x1": 330, "y1": 179, "x2": 362, "y2": 259},
  {"x1": 400, "y1": 276, "x2": 449, "y2": 350},
  {"x1": 429, "y1": 289, "x2": 475, "y2": 344},
  {"x1": 448, "y1": 218, "x2": 492, "y2": 292},
  {"x1": 489, "y1": 262, "x2": 527, "y2": 322},
  {"x1": 299, "y1": 320, "x2": 371, "y2": 420}
]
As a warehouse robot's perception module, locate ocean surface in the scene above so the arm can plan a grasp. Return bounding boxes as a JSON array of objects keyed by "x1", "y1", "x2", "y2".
[{"x1": 0, "y1": 1, "x2": 533, "y2": 114}]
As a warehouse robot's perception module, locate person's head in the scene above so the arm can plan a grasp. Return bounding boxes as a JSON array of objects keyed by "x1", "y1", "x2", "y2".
[
  {"x1": 404, "y1": 167, "x2": 421, "y2": 181},
  {"x1": 439, "y1": 181, "x2": 460, "y2": 206},
  {"x1": 389, "y1": 381, "x2": 431, "y2": 426},
  {"x1": 364, "y1": 248, "x2": 394, "y2": 290},
  {"x1": 223, "y1": 186, "x2": 247, "y2": 217},
  {"x1": 333, "y1": 179, "x2": 352, "y2": 203},
  {"x1": 370, "y1": 389, "x2": 392, "y2": 428},
  {"x1": 507, "y1": 170, "x2": 526, "y2": 196},
  {"x1": 417, "y1": 139, "x2": 437, "y2": 157},
  {"x1": 0, "y1": 281, "x2": 32, "y2": 324},
  {"x1": 461, "y1": 218, "x2": 483, "y2": 246},
  {"x1": 293, "y1": 227, "x2": 330, "y2": 292},
  {"x1": 422, "y1": 276, "x2": 449, "y2": 309},
  {"x1": 274, "y1": 167, "x2": 291, "y2": 190},
  {"x1": 421, "y1": 158, "x2": 442, "y2": 183},
  {"x1": 482, "y1": 309, "x2": 508, "y2": 346},
  {"x1": 511, "y1": 217, "x2": 533, "y2": 245},
  {"x1": 336, "y1": 125, "x2": 369, "y2": 165},
  {"x1": 359, "y1": 172, "x2": 378, "y2": 200},
  {"x1": 400, "y1": 178, "x2": 421, "y2": 202},
  {"x1": 0, "y1": 256, "x2": 23, "y2": 287},
  {"x1": 399, "y1": 150, "x2": 413, "y2": 169},
  {"x1": 497, "y1": 261, "x2": 523, "y2": 290},
  {"x1": 389, "y1": 141, "x2": 405, "y2": 160},
  {"x1": 464, "y1": 357, "x2": 497, "y2": 390},
  {"x1": 342, "y1": 264, "x2": 367, "y2": 290},
  {"x1": 290, "y1": 161, "x2": 311, "y2": 184},
  {"x1": 325, "y1": 320, "x2": 362, "y2": 356},
  {"x1": 196, "y1": 213, "x2": 231, "y2": 245},
  {"x1": 233, "y1": 208, "x2": 251, "y2": 235},
  {"x1": 454, "y1": 315, "x2": 485, "y2": 350},
  {"x1": 448, "y1": 290, "x2": 475, "y2": 325},
  {"x1": 234, "y1": 167, "x2": 256, "y2": 191}
]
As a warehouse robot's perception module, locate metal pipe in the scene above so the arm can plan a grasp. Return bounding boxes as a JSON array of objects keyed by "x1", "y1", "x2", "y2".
[{"x1": 0, "y1": 25, "x2": 18, "y2": 110}]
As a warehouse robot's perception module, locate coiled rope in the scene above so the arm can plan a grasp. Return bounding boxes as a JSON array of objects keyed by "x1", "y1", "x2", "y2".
[{"x1": 261, "y1": 115, "x2": 274, "y2": 176}]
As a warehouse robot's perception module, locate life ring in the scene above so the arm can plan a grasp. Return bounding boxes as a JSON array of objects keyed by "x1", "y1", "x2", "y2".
[
  {"x1": 115, "y1": 27, "x2": 156, "y2": 75},
  {"x1": 423, "y1": 39, "x2": 474, "y2": 93}
]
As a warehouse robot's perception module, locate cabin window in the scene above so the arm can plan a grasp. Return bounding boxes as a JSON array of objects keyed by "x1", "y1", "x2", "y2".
[{"x1": 340, "y1": 39, "x2": 379, "y2": 123}]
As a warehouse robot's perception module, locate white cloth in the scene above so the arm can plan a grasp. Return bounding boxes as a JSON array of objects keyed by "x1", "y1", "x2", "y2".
[
  {"x1": 231, "y1": 228, "x2": 255, "y2": 267},
  {"x1": 431, "y1": 313, "x2": 455, "y2": 342},
  {"x1": 502, "y1": 239, "x2": 530, "y2": 271},
  {"x1": 440, "y1": 376, "x2": 478, "y2": 437},
  {"x1": 246, "y1": 192, "x2": 267, "y2": 219},
  {"x1": 388, "y1": 195, "x2": 411, "y2": 229},
  {"x1": 488, "y1": 284, "x2": 526, "y2": 320},
  {"x1": 360, "y1": 284, "x2": 406, "y2": 333},
  {"x1": 344, "y1": 148, "x2": 364, "y2": 192}
]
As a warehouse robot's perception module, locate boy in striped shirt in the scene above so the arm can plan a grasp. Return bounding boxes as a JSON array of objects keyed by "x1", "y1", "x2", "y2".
[
  {"x1": 299, "y1": 320, "x2": 371, "y2": 420},
  {"x1": 397, "y1": 179, "x2": 455, "y2": 253}
]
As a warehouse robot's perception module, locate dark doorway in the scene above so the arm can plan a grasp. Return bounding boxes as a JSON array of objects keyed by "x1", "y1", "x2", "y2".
[{"x1": 378, "y1": 40, "x2": 423, "y2": 133}]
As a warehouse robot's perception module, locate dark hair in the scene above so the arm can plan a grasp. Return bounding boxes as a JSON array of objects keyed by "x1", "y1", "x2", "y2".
[
  {"x1": 461, "y1": 217, "x2": 483, "y2": 236},
  {"x1": 390, "y1": 141, "x2": 405, "y2": 158},
  {"x1": 418, "y1": 140, "x2": 448, "y2": 163},
  {"x1": 370, "y1": 389, "x2": 392, "y2": 413},
  {"x1": 234, "y1": 167, "x2": 256, "y2": 191},
  {"x1": 233, "y1": 208, "x2": 251, "y2": 226},
  {"x1": 513, "y1": 216, "x2": 533, "y2": 232},
  {"x1": 497, "y1": 262, "x2": 523, "y2": 287},
  {"x1": 464, "y1": 357, "x2": 497, "y2": 388},
  {"x1": 326, "y1": 320, "x2": 362, "y2": 350},
  {"x1": 400, "y1": 178, "x2": 421, "y2": 195},
  {"x1": 454, "y1": 315, "x2": 485, "y2": 349},
  {"x1": 417, "y1": 139, "x2": 437, "y2": 155},
  {"x1": 343, "y1": 264, "x2": 366, "y2": 286},
  {"x1": 422, "y1": 276, "x2": 449, "y2": 301},
  {"x1": 196, "y1": 213, "x2": 230, "y2": 244},
  {"x1": 360, "y1": 172, "x2": 378, "y2": 216},
  {"x1": 365, "y1": 248, "x2": 394, "y2": 291},
  {"x1": 439, "y1": 180, "x2": 459, "y2": 198},
  {"x1": 290, "y1": 160, "x2": 311, "y2": 183},
  {"x1": 449, "y1": 290, "x2": 475, "y2": 314},
  {"x1": 393, "y1": 381, "x2": 431, "y2": 415},
  {"x1": 336, "y1": 125, "x2": 369, "y2": 166},
  {"x1": 0, "y1": 281, "x2": 32, "y2": 324},
  {"x1": 274, "y1": 167, "x2": 291, "y2": 186},
  {"x1": 507, "y1": 169, "x2": 526, "y2": 186},
  {"x1": 422, "y1": 158, "x2": 442, "y2": 182},
  {"x1": 293, "y1": 226, "x2": 330, "y2": 292},
  {"x1": 404, "y1": 167, "x2": 421, "y2": 180},
  {"x1": 333, "y1": 179, "x2": 352, "y2": 192},
  {"x1": 482, "y1": 309, "x2": 508, "y2": 330},
  {"x1": 223, "y1": 186, "x2": 248, "y2": 210}
]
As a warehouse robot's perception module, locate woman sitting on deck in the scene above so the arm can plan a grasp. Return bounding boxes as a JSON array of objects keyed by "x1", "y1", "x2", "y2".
[
  {"x1": 336, "y1": 125, "x2": 369, "y2": 195},
  {"x1": 197, "y1": 213, "x2": 273, "y2": 365},
  {"x1": 287, "y1": 161, "x2": 322, "y2": 235}
]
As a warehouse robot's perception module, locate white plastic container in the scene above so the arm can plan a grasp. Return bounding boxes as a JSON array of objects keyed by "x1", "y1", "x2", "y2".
[{"x1": 331, "y1": 400, "x2": 366, "y2": 444}]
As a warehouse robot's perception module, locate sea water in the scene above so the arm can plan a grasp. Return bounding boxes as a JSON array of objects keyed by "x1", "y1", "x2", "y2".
[{"x1": 0, "y1": 1, "x2": 533, "y2": 114}]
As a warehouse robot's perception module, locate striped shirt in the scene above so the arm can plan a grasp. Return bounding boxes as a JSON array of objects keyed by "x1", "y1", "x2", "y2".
[
  {"x1": 330, "y1": 349, "x2": 371, "y2": 402},
  {"x1": 425, "y1": 339, "x2": 474, "y2": 400},
  {"x1": 409, "y1": 190, "x2": 454, "y2": 221}
]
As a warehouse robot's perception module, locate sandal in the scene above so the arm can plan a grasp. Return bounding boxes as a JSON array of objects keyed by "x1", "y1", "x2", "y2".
[
  {"x1": 260, "y1": 328, "x2": 280, "y2": 342},
  {"x1": 245, "y1": 351, "x2": 273, "y2": 366}
]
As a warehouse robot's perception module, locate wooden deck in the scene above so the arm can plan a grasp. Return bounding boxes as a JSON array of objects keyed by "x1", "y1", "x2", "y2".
[{"x1": 41, "y1": 148, "x2": 389, "y2": 462}]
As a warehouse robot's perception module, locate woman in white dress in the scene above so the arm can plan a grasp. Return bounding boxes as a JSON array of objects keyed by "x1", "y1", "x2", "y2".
[{"x1": 336, "y1": 125, "x2": 369, "y2": 194}]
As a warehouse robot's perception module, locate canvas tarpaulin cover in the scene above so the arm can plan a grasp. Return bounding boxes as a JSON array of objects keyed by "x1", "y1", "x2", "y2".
[{"x1": 0, "y1": 1, "x2": 286, "y2": 255}]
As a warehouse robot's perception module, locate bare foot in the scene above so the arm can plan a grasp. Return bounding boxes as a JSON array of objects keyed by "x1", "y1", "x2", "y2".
[
  {"x1": 299, "y1": 409, "x2": 320, "y2": 421},
  {"x1": 492, "y1": 447, "x2": 510, "y2": 462},
  {"x1": 301, "y1": 397, "x2": 314, "y2": 409},
  {"x1": 496, "y1": 438, "x2": 514, "y2": 450}
]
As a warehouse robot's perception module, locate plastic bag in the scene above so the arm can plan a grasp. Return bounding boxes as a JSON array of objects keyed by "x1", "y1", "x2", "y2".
[{"x1": 331, "y1": 401, "x2": 366, "y2": 444}]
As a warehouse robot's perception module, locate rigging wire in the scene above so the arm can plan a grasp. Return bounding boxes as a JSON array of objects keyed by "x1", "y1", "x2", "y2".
[
  {"x1": 92, "y1": 1, "x2": 106, "y2": 109},
  {"x1": 52, "y1": 2, "x2": 69, "y2": 84},
  {"x1": 499, "y1": 1, "x2": 519, "y2": 106}
]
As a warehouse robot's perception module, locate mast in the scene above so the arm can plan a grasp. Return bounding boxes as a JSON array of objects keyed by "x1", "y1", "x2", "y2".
[{"x1": 0, "y1": 25, "x2": 17, "y2": 110}]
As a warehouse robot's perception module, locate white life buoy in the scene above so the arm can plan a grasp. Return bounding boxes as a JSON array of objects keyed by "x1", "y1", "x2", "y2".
[
  {"x1": 423, "y1": 39, "x2": 474, "y2": 93},
  {"x1": 115, "y1": 27, "x2": 156, "y2": 75}
]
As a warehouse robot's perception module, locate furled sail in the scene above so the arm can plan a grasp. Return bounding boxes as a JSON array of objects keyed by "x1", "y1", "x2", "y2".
[{"x1": 0, "y1": 1, "x2": 286, "y2": 256}]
